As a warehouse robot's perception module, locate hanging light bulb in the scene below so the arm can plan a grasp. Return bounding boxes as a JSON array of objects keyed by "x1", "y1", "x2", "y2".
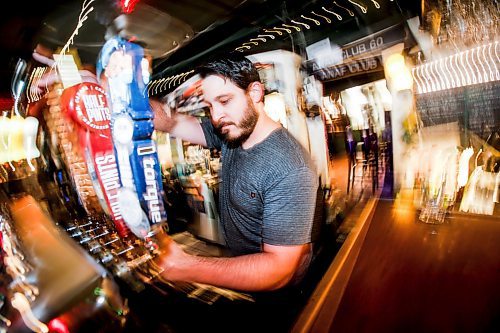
[
  {"x1": 322, "y1": 7, "x2": 342, "y2": 20},
  {"x1": 311, "y1": 11, "x2": 331, "y2": 23},
  {"x1": 348, "y1": 0, "x2": 368, "y2": 14},
  {"x1": 282, "y1": 23, "x2": 301, "y2": 32},
  {"x1": 369, "y1": 0, "x2": 380, "y2": 9},
  {"x1": 291, "y1": 20, "x2": 310, "y2": 29},
  {"x1": 263, "y1": 29, "x2": 283, "y2": 36},
  {"x1": 333, "y1": 1, "x2": 354, "y2": 16},
  {"x1": 274, "y1": 26, "x2": 292, "y2": 33},
  {"x1": 301, "y1": 15, "x2": 321, "y2": 26}
]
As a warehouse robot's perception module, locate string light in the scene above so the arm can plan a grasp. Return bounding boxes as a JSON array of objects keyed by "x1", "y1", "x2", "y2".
[
  {"x1": 301, "y1": 15, "x2": 321, "y2": 26},
  {"x1": 369, "y1": 0, "x2": 381, "y2": 9},
  {"x1": 258, "y1": 34, "x2": 276, "y2": 39},
  {"x1": 311, "y1": 11, "x2": 331, "y2": 24},
  {"x1": 489, "y1": 42, "x2": 500, "y2": 81},
  {"x1": 250, "y1": 37, "x2": 267, "y2": 42},
  {"x1": 495, "y1": 41, "x2": 500, "y2": 66},
  {"x1": 455, "y1": 53, "x2": 466, "y2": 86},
  {"x1": 411, "y1": 68, "x2": 423, "y2": 93},
  {"x1": 465, "y1": 50, "x2": 477, "y2": 85},
  {"x1": 169, "y1": 74, "x2": 181, "y2": 89},
  {"x1": 164, "y1": 76, "x2": 175, "y2": 91},
  {"x1": 235, "y1": 46, "x2": 251, "y2": 51},
  {"x1": 156, "y1": 78, "x2": 167, "y2": 95},
  {"x1": 431, "y1": 61, "x2": 441, "y2": 90},
  {"x1": 291, "y1": 20, "x2": 310, "y2": 29},
  {"x1": 476, "y1": 46, "x2": 487, "y2": 83},
  {"x1": 158, "y1": 79, "x2": 168, "y2": 95},
  {"x1": 445, "y1": 56, "x2": 455, "y2": 87},
  {"x1": 413, "y1": 43, "x2": 499, "y2": 94},
  {"x1": 460, "y1": 52, "x2": 471, "y2": 85},
  {"x1": 26, "y1": 68, "x2": 37, "y2": 103},
  {"x1": 482, "y1": 43, "x2": 494, "y2": 82},
  {"x1": 147, "y1": 70, "x2": 194, "y2": 96},
  {"x1": 435, "y1": 59, "x2": 446, "y2": 89},
  {"x1": 169, "y1": 74, "x2": 179, "y2": 88},
  {"x1": 56, "y1": 0, "x2": 95, "y2": 67},
  {"x1": 34, "y1": 68, "x2": 46, "y2": 101},
  {"x1": 175, "y1": 72, "x2": 188, "y2": 86},
  {"x1": 322, "y1": 7, "x2": 343, "y2": 20},
  {"x1": 333, "y1": 1, "x2": 355, "y2": 16},
  {"x1": 263, "y1": 29, "x2": 283, "y2": 36},
  {"x1": 422, "y1": 63, "x2": 431, "y2": 92},
  {"x1": 348, "y1": 0, "x2": 368, "y2": 14},
  {"x1": 273, "y1": 26, "x2": 292, "y2": 33},
  {"x1": 282, "y1": 23, "x2": 301, "y2": 32},
  {"x1": 182, "y1": 71, "x2": 193, "y2": 83},
  {"x1": 439, "y1": 55, "x2": 452, "y2": 89},
  {"x1": 153, "y1": 78, "x2": 164, "y2": 95},
  {"x1": 232, "y1": 0, "x2": 379, "y2": 62}
]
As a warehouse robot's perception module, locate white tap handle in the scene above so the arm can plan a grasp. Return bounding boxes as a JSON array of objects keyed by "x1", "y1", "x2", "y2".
[
  {"x1": 11, "y1": 292, "x2": 48, "y2": 333},
  {"x1": 23, "y1": 117, "x2": 40, "y2": 160}
]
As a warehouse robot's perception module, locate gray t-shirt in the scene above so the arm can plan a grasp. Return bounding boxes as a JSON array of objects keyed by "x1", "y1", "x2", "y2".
[{"x1": 201, "y1": 117, "x2": 319, "y2": 256}]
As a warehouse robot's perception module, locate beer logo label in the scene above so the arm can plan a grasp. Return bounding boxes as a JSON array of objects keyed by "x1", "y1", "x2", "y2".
[{"x1": 73, "y1": 83, "x2": 111, "y2": 131}]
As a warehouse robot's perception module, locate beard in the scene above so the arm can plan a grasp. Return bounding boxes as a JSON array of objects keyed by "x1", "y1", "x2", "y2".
[{"x1": 215, "y1": 99, "x2": 259, "y2": 146}]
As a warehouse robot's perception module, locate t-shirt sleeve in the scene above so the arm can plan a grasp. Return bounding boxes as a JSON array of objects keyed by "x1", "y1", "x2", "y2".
[
  {"x1": 262, "y1": 166, "x2": 319, "y2": 246},
  {"x1": 200, "y1": 117, "x2": 223, "y2": 150}
]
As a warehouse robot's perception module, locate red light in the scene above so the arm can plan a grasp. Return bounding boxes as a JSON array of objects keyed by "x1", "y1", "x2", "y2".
[
  {"x1": 120, "y1": 0, "x2": 140, "y2": 14},
  {"x1": 48, "y1": 318, "x2": 70, "y2": 333},
  {"x1": 0, "y1": 97, "x2": 13, "y2": 110}
]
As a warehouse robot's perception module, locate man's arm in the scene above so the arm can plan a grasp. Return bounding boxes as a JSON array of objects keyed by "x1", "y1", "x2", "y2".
[
  {"x1": 150, "y1": 99, "x2": 207, "y2": 146},
  {"x1": 154, "y1": 233, "x2": 312, "y2": 291}
]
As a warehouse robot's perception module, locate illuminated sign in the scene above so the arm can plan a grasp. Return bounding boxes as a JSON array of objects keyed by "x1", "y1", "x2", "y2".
[
  {"x1": 341, "y1": 23, "x2": 406, "y2": 60},
  {"x1": 314, "y1": 56, "x2": 382, "y2": 81}
]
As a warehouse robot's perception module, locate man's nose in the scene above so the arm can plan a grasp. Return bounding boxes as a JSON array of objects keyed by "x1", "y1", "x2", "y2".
[{"x1": 210, "y1": 105, "x2": 224, "y2": 123}]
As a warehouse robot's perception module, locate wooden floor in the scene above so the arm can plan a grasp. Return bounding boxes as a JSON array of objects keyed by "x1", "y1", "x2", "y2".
[{"x1": 295, "y1": 199, "x2": 500, "y2": 333}]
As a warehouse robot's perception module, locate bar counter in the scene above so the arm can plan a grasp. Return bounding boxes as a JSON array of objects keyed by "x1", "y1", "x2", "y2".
[{"x1": 293, "y1": 198, "x2": 500, "y2": 333}]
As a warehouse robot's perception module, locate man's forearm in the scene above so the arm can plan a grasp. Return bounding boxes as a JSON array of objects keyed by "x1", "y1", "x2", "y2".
[
  {"x1": 161, "y1": 250, "x2": 303, "y2": 292},
  {"x1": 150, "y1": 100, "x2": 207, "y2": 146},
  {"x1": 165, "y1": 253, "x2": 292, "y2": 291},
  {"x1": 169, "y1": 114, "x2": 207, "y2": 146}
]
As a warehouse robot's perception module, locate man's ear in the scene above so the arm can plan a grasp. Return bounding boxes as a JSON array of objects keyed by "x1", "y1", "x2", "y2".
[{"x1": 247, "y1": 82, "x2": 264, "y2": 103}]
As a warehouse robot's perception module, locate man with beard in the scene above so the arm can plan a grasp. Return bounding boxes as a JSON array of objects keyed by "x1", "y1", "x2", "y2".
[{"x1": 150, "y1": 55, "x2": 320, "y2": 293}]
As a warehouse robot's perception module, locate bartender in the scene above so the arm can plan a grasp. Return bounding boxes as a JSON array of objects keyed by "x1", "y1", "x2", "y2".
[{"x1": 150, "y1": 55, "x2": 320, "y2": 292}]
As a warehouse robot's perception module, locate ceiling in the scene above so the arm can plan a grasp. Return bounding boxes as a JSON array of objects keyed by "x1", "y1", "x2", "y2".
[
  {"x1": 0, "y1": 0, "x2": 421, "y2": 94},
  {"x1": 0, "y1": 0, "x2": 267, "y2": 93}
]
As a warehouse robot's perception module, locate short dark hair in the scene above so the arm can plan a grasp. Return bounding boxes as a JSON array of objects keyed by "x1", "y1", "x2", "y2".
[{"x1": 197, "y1": 55, "x2": 261, "y2": 90}]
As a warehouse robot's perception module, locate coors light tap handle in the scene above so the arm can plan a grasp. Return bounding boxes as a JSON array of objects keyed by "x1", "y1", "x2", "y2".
[{"x1": 97, "y1": 36, "x2": 167, "y2": 238}]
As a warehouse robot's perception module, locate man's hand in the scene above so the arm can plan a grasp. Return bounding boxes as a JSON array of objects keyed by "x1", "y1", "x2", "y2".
[
  {"x1": 32, "y1": 50, "x2": 98, "y2": 111},
  {"x1": 150, "y1": 98, "x2": 177, "y2": 133},
  {"x1": 152, "y1": 231, "x2": 191, "y2": 282},
  {"x1": 151, "y1": 227, "x2": 311, "y2": 291},
  {"x1": 149, "y1": 98, "x2": 207, "y2": 146}
]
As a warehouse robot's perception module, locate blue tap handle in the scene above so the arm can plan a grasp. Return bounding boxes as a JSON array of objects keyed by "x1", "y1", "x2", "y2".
[{"x1": 98, "y1": 36, "x2": 167, "y2": 237}]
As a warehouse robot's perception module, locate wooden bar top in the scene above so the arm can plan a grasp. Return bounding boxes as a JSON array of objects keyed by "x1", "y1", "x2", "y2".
[{"x1": 294, "y1": 199, "x2": 500, "y2": 333}]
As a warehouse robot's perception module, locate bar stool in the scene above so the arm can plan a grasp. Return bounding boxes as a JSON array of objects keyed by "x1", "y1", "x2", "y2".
[{"x1": 347, "y1": 141, "x2": 367, "y2": 193}]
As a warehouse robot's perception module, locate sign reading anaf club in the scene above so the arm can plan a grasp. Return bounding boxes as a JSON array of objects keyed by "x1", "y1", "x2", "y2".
[{"x1": 66, "y1": 83, "x2": 111, "y2": 132}]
